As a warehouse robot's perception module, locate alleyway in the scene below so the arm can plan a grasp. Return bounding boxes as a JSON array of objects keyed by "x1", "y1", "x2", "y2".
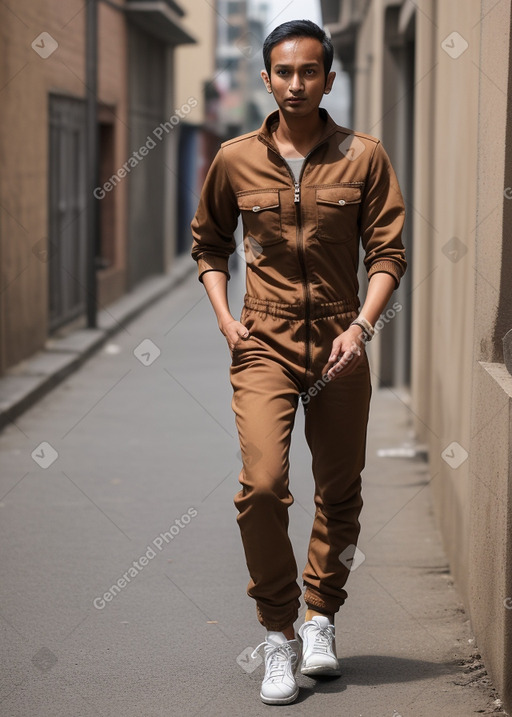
[{"x1": 0, "y1": 269, "x2": 503, "y2": 716}]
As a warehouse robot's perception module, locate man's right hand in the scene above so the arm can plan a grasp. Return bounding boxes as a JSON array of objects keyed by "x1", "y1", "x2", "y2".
[
  {"x1": 201, "y1": 272, "x2": 249, "y2": 355},
  {"x1": 220, "y1": 319, "x2": 250, "y2": 354}
]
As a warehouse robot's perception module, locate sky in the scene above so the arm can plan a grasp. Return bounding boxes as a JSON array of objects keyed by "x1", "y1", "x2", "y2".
[{"x1": 263, "y1": 0, "x2": 322, "y2": 28}]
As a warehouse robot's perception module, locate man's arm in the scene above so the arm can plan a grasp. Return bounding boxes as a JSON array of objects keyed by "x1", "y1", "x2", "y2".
[
  {"x1": 325, "y1": 272, "x2": 395, "y2": 379},
  {"x1": 202, "y1": 271, "x2": 249, "y2": 354},
  {"x1": 191, "y1": 148, "x2": 239, "y2": 284},
  {"x1": 191, "y1": 147, "x2": 246, "y2": 353},
  {"x1": 326, "y1": 140, "x2": 406, "y2": 380}
]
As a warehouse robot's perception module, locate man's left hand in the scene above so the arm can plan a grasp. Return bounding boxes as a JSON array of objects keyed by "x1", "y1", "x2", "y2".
[{"x1": 324, "y1": 325, "x2": 366, "y2": 380}]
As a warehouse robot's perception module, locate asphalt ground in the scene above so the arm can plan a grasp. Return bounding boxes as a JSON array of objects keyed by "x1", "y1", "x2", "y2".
[{"x1": 0, "y1": 267, "x2": 503, "y2": 717}]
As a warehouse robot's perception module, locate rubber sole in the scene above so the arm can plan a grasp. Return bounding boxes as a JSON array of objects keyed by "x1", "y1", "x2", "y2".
[
  {"x1": 300, "y1": 663, "x2": 341, "y2": 677},
  {"x1": 260, "y1": 686, "x2": 299, "y2": 705}
]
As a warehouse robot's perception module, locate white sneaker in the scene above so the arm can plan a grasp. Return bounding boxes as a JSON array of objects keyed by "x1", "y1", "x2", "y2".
[
  {"x1": 251, "y1": 632, "x2": 301, "y2": 705},
  {"x1": 298, "y1": 615, "x2": 341, "y2": 676}
]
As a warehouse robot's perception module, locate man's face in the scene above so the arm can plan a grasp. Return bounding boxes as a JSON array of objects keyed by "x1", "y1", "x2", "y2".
[{"x1": 262, "y1": 36, "x2": 335, "y2": 117}]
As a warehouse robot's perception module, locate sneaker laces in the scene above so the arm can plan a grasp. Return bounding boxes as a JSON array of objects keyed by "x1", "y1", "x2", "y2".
[
  {"x1": 304, "y1": 622, "x2": 335, "y2": 654},
  {"x1": 251, "y1": 640, "x2": 298, "y2": 681}
]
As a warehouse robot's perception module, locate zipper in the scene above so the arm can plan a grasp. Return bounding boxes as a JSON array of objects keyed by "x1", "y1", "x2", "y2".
[
  {"x1": 263, "y1": 136, "x2": 326, "y2": 377},
  {"x1": 284, "y1": 159, "x2": 312, "y2": 375}
]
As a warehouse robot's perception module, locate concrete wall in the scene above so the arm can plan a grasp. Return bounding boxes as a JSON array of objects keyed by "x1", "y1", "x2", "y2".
[
  {"x1": 322, "y1": 0, "x2": 512, "y2": 708},
  {"x1": 412, "y1": 2, "x2": 512, "y2": 706},
  {"x1": 412, "y1": 0, "x2": 481, "y2": 606},
  {"x1": 470, "y1": 0, "x2": 512, "y2": 703}
]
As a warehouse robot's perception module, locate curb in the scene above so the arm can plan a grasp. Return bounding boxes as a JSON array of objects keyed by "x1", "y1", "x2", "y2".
[{"x1": 0, "y1": 255, "x2": 195, "y2": 432}]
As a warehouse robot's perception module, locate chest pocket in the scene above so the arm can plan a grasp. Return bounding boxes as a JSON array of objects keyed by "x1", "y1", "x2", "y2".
[
  {"x1": 236, "y1": 190, "x2": 283, "y2": 247},
  {"x1": 315, "y1": 184, "x2": 363, "y2": 243}
]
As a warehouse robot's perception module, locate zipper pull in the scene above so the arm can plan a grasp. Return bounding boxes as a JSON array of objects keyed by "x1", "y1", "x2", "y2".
[{"x1": 294, "y1": 182, "x2": 300, "y2": 203}]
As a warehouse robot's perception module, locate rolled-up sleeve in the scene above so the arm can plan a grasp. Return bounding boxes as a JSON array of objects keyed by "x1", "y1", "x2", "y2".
[
  {"x1": 191, "y1": 148, "x2": 239, "y2": 283},
  {"x1": 360, "y1": 141, "x2": 407, "y2": 288}
]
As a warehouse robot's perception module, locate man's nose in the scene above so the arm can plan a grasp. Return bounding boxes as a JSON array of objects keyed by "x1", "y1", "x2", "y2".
[{"x1": 290, "y1": 73, "x2": 303, "y2": 92}]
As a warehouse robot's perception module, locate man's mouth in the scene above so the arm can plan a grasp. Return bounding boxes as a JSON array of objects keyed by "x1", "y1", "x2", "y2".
[{"x1": 286, "y1": 97, "x2": 306, "y2": 104}]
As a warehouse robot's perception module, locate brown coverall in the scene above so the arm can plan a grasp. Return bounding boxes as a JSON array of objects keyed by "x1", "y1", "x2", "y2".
[{"x1": 191, "y1": 109, "x2": 406, "y2": 631}]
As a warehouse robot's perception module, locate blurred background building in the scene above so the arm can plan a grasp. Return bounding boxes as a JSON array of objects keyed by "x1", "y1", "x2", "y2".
[
  {"x1": 0, "y1": 0, "x2": 348, "y2": 379},
  {"x1": 0, "y1": 0, "x2": 201, "y2": 373},
  {"x1": 321, "y1": 0, "x2": 512, "y2": 709}
]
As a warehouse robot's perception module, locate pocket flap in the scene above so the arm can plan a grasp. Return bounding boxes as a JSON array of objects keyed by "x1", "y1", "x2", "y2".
[
  {"x1": 237, "y1": 191, "x2": 280, "y2": 212},
  {"x1": 316, "y1": 186, "x2": 362, "y2": 207}
]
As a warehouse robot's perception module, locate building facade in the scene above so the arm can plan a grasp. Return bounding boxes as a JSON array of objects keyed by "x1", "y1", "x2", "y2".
[
  {"x1": 321, "y1": 0, "x2": 512, "y2": 709},
  {"x1": 0, "y1": 0, "x2": 198, "y2": 374}
]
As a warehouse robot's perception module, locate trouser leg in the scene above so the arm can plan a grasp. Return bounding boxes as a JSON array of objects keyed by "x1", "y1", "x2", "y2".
[
  {"x1": 231, "y1": 356, "x2": 302, "y2": 631},
  {"x1": 302, "y1": 354, "x2": 372, "y2": 616}
]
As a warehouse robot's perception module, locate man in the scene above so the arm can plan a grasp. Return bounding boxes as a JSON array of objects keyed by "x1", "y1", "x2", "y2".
[{"x1": 191, "y1": 20, "x2": 406, "y2": 706}]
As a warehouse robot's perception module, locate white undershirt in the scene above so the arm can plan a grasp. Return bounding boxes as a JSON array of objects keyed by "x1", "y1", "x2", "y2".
[{"x1": 285, "y1": 157, "x2": 305, "y2": 183}]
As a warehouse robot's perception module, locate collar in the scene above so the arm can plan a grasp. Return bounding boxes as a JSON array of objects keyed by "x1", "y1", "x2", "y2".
[{"x1": 257, "y1": 108, "x2": 339, "y2": 151}]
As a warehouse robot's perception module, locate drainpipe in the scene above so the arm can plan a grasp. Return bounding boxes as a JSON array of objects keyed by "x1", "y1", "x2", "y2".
[{"x1": 85, "y1": 0, "x2": 98, "y2": 328}]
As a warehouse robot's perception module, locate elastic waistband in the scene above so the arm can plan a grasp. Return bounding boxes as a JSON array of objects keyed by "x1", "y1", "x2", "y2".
[{"x1": 243, "y1": 294, "x2": 358, "y2": 320}]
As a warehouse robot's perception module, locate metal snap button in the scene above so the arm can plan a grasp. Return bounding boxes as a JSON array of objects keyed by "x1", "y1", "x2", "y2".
[
  {"x1": 338, "y1": 199, "x2": 346, "y2": 206},
  {"x1": 252, "y1": 205, "x2": 261, "y2": 212}
]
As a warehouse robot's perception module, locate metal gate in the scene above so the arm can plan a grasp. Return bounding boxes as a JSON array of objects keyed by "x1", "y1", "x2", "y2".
[{"x1": 48, "y1": 95, "x2": 87, "y2": 330}]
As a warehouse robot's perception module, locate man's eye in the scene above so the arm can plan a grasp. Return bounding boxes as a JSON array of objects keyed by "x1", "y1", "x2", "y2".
[
  {"x1": 305, "y1": 69, "x2": 316, "y2": 76},
  {"x1": 276, "y1": 70, "x2": 288, "y2": 76}
]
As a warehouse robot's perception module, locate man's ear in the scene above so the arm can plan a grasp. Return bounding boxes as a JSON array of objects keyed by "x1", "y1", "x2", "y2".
[
  {"x1": 261, "y1": 70, "x2": 272, "y2": 94},
  {"x1": 324, "y1": 71, "x2": 336, "y2": 94}
]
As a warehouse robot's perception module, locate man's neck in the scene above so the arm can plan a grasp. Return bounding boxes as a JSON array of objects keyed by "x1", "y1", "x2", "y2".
[{"x1": 273, "y1": 109, "x2": 325, "y2": 158}]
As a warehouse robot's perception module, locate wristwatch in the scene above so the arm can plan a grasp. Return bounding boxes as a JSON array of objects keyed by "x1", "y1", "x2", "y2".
[{"x1": 350, "y1": 316, "x2": 375, "y2": 342}]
